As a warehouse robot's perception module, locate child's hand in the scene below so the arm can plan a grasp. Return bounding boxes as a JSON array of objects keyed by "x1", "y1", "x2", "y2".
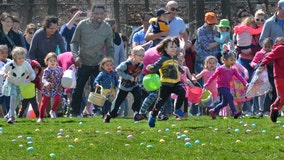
[
  {"x1": 44, "y1": 82, "x2": 51, "y2": 89},
  {"x1": 185, "y1": 79, "x2": 194, "y2": 87},
  {"x1": 131, "y1": 77, "x2": 137, "y2": 82},
  {"x1": 3, "y1": 73, "x2": 8, "y2": 78},
  {"x1": 204, "y1": 86, "x2": 208, "y2": 90},
  {"x1": 146, "y1": 65, "x2": 154, "y2": 71},
  {"x1": 95, "y1": 84, "x2": 100, "y2": 88}
]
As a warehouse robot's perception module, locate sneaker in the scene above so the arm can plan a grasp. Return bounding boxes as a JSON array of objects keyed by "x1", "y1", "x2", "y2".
[
  {"x1": 7, "y1": 116, "x2": 15, "y2": 124},
  {"x1": 37, "y1": 118, "x2": 43, "y2": 123},
  {"x1": 258, "y1": 111, "x2": 264, "y2": 117},
  {"x1": 103, "y1": 114, "x2": 111, "y2": 123},
  {"x1": 49, "y1": 110, "x2": 57, "y2": 119},
  {"x1": 141, "y1": 113, "x2": 148, "y2": 119},
  {"x1": 158, "y1": 114, "x2": 169, "y2": 121},
  {"x1": 233, "y1": 111, "x2": 242, "y2": 119},
  {"x1": 209, "y1": 109, "x2": 216, "y2": 119},
  {"x1": 4, "y1": 114, "x2": 9, "y2": 120},
  {"x1": 270, "y1": 109, "x2": 278, "y2": 123},
  {"x1": 148, "y1": 113, "x2": 156, "y2": 128},
  {"x1": 174, "y1": 109, "x2": 185, "y2": 118},
  {"x1": 134, "y1": 114, "x2": 145, "y2": 121}
]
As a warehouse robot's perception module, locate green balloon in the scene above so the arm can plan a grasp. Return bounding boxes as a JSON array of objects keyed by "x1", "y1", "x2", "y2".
[{"x1": 143, "y1": 74, "x2": 161, "y2": 91}]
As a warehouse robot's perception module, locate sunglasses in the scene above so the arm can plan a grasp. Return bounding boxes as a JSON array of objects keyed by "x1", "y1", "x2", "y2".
[
  {"x1": 135, "y1": 54, "x2": 144, "y2": 58},
  {"x1": 28, "y1": 31, "x2": 34, "y2": 35},
  {"x1": 170, "y1": 8, "x2": 179, "y2": 12},
  {"x1": 241, "y1": 14, "x2": 249, "y2": 18},
  {"x1": 256, "y1": 18, "x2": 265, "y2": 22}
]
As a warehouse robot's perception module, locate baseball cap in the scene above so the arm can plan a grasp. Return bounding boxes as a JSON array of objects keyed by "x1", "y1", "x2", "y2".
[
  {"x1": 204, "y1": 12, "x2": 218, "y2": 25},
  {"x1": 278, "y1": 0, "x2": 284, "y2": 10},
  {"x1": 156, "y1": 8, "x2": 170, "y2": 17}
]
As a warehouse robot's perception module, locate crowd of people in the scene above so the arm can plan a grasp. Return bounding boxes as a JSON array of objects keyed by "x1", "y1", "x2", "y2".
[{"x1": 1, "y1": 0, "x2": 284, "y2": 126}]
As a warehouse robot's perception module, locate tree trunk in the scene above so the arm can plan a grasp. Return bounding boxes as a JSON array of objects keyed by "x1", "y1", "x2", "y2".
[
  {"x1": 113, "y1": 0, "x2": 120, "y2": 32},
  {"x1": 47, "y1": 0, "x2": 57, "y2": 16},
  {"x1": 188, "y1": 0, "x2": 194, "y2": 39},
  {"x1": 221, "y1": 0, "x2": 231, "y2": 20},
  {"x1": 145, "y1": 0, "x2": 150, "y2": 12},
  {"x1": 17, "y1": 0, "x2": 34, "y2": 30},
  {"x1": 195, "y1": 0, "x2": 204, "y2": 29}
]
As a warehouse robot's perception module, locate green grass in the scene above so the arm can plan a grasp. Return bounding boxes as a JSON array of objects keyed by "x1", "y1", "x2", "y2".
[{"x1": 1, "y1": 116, "x2": 284, "y2": 160}]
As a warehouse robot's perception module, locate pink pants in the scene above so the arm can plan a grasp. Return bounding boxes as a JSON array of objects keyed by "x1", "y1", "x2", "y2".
[{"x1": 39, "y1": 95, "x2": 61, "y2": 118}]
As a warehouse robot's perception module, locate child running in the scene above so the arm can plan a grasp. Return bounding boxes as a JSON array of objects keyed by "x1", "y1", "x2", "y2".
[
  {"x1": 0, "y1": 47, "x2": 35, "y2": 124},
  {"x1": 204, "y1": 45, "x2": 248, "y2": 119},
  {"x1": 94, "y1": 57, "x2": 118, "y2": 118},
  {"x1": 37, "y1": 52, "x2": 64, "y2": 123},
  {"x1": 104, "y1": 46, "x2": 145, "y2": 123},
  {"x1": 260, "y1": 38, "x2": 284, "y2": 122},
  {"x1": 147, "y1": 37, "x2": 186, "y2": 127}
]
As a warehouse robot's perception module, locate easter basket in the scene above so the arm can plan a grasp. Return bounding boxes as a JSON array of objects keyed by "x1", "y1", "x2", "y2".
[{"x1": 87, "y1": 85, "x2": 107, "y2": 107}]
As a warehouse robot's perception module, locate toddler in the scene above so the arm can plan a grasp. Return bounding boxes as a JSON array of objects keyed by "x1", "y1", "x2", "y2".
[
  {"x1": 37, "y1": 52, "x2": 64, "y2": 122},
  {"x1": 234, "y1": 16, "x2": 263, "y2": 54},
  {"x1": 214, "y1": 19, "x2": 234, "y2": 52},
  {"x1": 0, "y1": 47, "x2": 35, "y2": 124},
  {"x1": 148, "y1": 8, "x2": 170, "y2": 47},
  {"x1": 94, "y1": 57, "x2": 118, "y2": 118}
]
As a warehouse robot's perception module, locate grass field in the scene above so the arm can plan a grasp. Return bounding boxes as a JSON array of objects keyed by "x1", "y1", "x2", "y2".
[{"x1": 1, "y1": 116, "x2": 284, "y2": 160}]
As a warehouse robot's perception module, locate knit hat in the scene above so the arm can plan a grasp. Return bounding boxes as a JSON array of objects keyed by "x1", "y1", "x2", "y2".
[
  {"x1": 217, "y1": 19, "x2": 231, "y2": 29},
  {"x1": 204, "y1": 12, "x2": 218, "y2": 24},
  {"x1": 156, "y1": 8, "x2": 170, "y2": 17}
]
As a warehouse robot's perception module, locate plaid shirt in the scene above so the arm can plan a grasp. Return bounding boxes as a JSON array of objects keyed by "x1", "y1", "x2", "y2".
[{"x1": 195, "y1": 23, "x2": 220, "y2": 63}]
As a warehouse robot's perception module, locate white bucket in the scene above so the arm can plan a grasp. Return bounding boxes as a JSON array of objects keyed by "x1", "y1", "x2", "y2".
[{"x1": 61, "y1": 65, "x2": 76, "y2": 89}]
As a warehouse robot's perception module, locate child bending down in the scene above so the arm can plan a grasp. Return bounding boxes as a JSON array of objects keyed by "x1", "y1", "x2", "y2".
[
  {"x1": 0, "y1": 47, "x2": 35, "y2": 124},
  {"x1": 37, "y1": 52, "x2": 64, "y2": 123},
  {"x1": 147, "y1": 37, "x2": 186, "y2": 127},
  {"x1": 104, "y1": 46, "x2": 145, "y2": 123},
  {"x1": 204, "y1": 46, "x2": 248, "y2": 119}
]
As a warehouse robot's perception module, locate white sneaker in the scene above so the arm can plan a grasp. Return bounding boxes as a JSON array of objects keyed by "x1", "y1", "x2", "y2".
[
  {"x1": 49, "y1": 110, "x2": 57, "y2": 119},
  {"x1": 37, "y1": 118, "x2": 43, "y2": 123}
]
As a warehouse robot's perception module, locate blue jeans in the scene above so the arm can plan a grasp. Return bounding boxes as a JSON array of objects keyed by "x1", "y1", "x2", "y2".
[
  {"x1": 140, "y1": 90, "x2": 158, "y2": 114},
  {"x1": 71, "y1": 65, "x2": 100, "y2": 116},
  {"x1": 212, "y1": 87, "x2": 237, "y2": 114}
]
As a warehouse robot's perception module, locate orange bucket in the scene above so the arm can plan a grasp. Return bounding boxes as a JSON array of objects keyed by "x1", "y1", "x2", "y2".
[{"x1": 187, "y1": 86, "x2": 202, "y2": 104}]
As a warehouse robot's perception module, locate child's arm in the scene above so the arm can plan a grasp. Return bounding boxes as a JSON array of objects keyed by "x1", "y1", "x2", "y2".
[
  {"x1": 25, "y1": 61, "x2": 36, "y2": 81},
  {"x1": 236, "y1": 63, "x2": 249, "y2": 80},
  {"x1": 195, "y1": 70, "x2": 204, "y2": 80},
  {"x1": 214, "y1": 32, "x2": 230, "y2": 43},
  {"x1": 115, "y1": 61, "x2": 133, "y2": 81},
  {"x1": 94, "y1": 72, "x2": 104, "y2": 87},
  {"x1": 204, "y1": 68, "x2": 219, "y2": 88},
  {"x1": 246, "y1": 25, "x2": 263, "y2": 35},
  {"x1": 233, "y1": 68, "x2": 248, "y2": 87},
  {"x1": 146, "y1": 56, "x2": 165, "y2": 73}
]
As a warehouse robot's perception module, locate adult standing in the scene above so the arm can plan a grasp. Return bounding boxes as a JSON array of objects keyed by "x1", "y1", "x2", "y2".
[
  {"x1": 259, "y1": 0, "x2": 284, "y2": 116},
  {"x1": 28, "y1": 16, "x2": 66, "y2": 67},
  {"x1": 70, "y1": 5, "x2": 114, "y2": 117},
  {"x1": 145, "y1": 1, "x2": 187, "y2": 48},
  {"x1": 23, "y1": 23, "x2": 37, "y2": 51},
  {"x1": 193, "y1": 12, "x2": 219, "y2": 116},
  {"x1": 0, "y1": 12, "x2": 23, "y2": 58},
  {"x1": 195, "y1": 12, "x2": 219, "y2": 75}
]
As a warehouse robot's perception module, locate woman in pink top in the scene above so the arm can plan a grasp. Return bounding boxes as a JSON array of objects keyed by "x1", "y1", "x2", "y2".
[{"x1": 204, "y1": 49, "x2": 248, "y2": 119}]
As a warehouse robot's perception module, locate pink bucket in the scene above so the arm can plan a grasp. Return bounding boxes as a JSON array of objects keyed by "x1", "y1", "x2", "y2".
[{"x1": 187, "y1": 86, "x2": 202, "y2": 104}]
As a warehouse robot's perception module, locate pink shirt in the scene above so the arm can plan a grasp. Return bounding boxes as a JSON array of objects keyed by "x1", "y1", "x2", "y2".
[
  {"x1": 250, "y1": 48, "x2": 266, "y2": 68},
  {"x1": 204, "y1": 65, "x2": 248, "y2": 89},
  {"x1": 142, "y1": 47, "x2": 161, "y2": 75},
  {"x1": 57, "y1": 52, "x2": 75, "y2": 71}
]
